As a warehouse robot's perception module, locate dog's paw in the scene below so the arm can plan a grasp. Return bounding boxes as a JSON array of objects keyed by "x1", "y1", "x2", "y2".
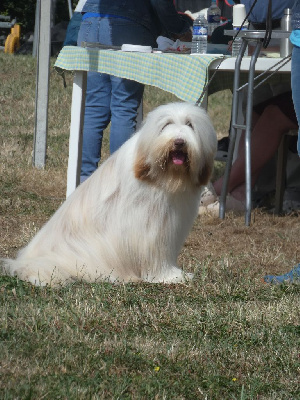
[
  {"x1": 146, "y1": 267, "x2": 194, "y2": 284},
  {"x1": 184, "y1": 272, "x2": 194, "y2": 281}
]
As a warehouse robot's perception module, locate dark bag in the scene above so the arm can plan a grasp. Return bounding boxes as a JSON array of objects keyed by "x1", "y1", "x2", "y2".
[{"x1": 63, "y1": 12, "x2": 83, "y2": 47}]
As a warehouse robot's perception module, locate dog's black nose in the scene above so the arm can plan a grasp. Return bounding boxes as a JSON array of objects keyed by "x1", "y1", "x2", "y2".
[{"x1": 174, "y1": 138, "x2": 185, "y2": 148}]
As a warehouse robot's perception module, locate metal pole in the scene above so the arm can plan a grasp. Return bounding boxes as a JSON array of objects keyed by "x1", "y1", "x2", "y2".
[
  {"x1": 244, "y1": 40, "x2": 262, "y2": 225},
  {"x1": 32, "y1": 0, "x2": 40, "y2": 56},
  {"x1": 219, "y1": 39, "x2": 248, "y2": 219},
  {"x1": 33, "y1": 0, "x2": 52, "y2": 168}
]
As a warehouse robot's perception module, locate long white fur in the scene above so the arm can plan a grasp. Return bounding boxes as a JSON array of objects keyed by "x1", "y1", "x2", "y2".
[{"x1": 2, "y1": 102, "x2": 217, "y2": 286}]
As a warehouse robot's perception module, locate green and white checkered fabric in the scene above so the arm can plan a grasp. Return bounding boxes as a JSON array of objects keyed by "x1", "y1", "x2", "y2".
[{"x1": 54, "y1": 46, "x2": 224, "y2": 103}]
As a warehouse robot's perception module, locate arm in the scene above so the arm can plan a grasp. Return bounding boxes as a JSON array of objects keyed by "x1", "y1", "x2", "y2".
[{"x1": 150, "y1": 0, "x2": 192, "y2": 41}]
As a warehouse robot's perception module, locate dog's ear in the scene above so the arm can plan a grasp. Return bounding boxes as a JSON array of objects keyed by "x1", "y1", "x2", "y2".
[
  {"x1": 134, "y1": 155, "x2": 152, "y2": 182},
  {"x1": 197, "y1": 156, "x2": 214, "y2": 186}
]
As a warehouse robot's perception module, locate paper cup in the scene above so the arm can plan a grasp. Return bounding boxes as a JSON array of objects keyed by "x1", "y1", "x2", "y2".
[
  {"x1": 233, "y1": 4, "x2": 247, "y2": 27},
  {"x1": 121, "y1": 44, "x2": 152, "y2": 53}
]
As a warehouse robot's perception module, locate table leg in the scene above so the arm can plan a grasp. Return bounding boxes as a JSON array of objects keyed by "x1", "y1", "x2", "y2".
[
  {"x1": 244, "y1": 41, "x2": 262, "y2": 225},
  {"x1": 219, "y1": 40, "x2": 247, "y2": 219},
  {"x1": 136, "y1": 99, "x2": 143, "y2": 130},
  {"x1": 66, "y1": 71, "x2": 87, "y2": 198},
  {"x1": 219, "y1": 38, "x2": 262, "y2": 226},
  {"x1": 200, "y1": 90, "x2": 208, "y2": 110}
]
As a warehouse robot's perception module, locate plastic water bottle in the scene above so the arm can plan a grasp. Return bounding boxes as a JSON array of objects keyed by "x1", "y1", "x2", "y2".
[
  {"x1": 207, "y1": 0, "x2": 221, "y2": 37},
  {"x1": 191, "y1": 14, "x2": 208, "y2": 54},
  {"x1": 231, "y1": 26, "x2": 248, "y2": 57}
]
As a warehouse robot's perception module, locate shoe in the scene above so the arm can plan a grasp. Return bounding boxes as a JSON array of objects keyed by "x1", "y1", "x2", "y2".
[
  {"x1": 204, "y1": 194, "x2": 245, "y2": 216},
  {"x1": 199, "y1": 182, "x2": 217, "y2": 207},
  {"x1": 264, "y1": 264, "x2": 300, "y2": 284}
]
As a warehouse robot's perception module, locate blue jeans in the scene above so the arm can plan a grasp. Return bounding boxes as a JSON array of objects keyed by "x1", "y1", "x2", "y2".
[
  {"x1": 291, "y1": 45, "x2": 300, "y2": 156},
  {"x1": 77, "y1": 17, "x2": 156, "y2": 182}
]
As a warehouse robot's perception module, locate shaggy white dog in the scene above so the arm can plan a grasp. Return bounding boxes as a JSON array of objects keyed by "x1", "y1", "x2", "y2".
[{"x1": 2, "y1": 102, "x2": 217, "y2": 286}]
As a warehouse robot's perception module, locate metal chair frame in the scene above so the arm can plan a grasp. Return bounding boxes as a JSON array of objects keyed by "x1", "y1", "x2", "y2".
[{"x1": 219, "y1": 30, "x2": 292, "y2": 225}]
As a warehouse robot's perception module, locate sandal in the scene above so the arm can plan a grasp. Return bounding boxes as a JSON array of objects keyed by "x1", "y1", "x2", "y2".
[
  {"x1": 199, "y1": 182, "x2": 217, "y2": 207},
  {"x1": 203, "y1": 194, "x2": 245, "y2": 216}
]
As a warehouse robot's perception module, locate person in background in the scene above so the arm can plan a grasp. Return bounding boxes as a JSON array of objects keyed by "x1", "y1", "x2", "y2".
[
  {"x1": 199, "y1": 91, "x2": 298, "y2": 215},
  {"x1": 215, "y1": 0, "x2": 295, "y2": 153},
  {"x1": 200, "y1": 0, "x2": 299, "y2": 215},
  {"x1": 264, "y1": 0, "x2": 300, "y2": 285},
  {"x1": 291, "y1": 0, "x2": 300, "y2": 158},
  {"x1": 77, "y1": 0, "x2": 192, "y2": 183},
  {"x1": 242, "y1": 0, "x2": 295, "y2": 30}
]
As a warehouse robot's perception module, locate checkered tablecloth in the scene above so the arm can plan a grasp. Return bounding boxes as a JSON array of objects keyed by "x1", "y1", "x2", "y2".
[{"x1": 54, "y1": 46, "x2": 225, "y2": 103}]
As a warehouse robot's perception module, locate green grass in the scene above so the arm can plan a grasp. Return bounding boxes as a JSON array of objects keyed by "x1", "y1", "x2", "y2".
[
  {"x1": 1, "y1": 276, "x2": 299, "y2": 399},
  {"x1": 0, "y1": 53, "x2": 300, "y2": 399}
]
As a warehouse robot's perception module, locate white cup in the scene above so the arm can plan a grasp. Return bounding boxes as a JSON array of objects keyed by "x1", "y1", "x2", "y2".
[{"x1": 233, "y1": 4, "x2": 247, "y2": 27}]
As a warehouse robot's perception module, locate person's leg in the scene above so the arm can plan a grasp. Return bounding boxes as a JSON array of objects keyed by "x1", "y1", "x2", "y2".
[
  {"x1": 77, "y1": 18, "x2": 112, "y2": 182},
  {"x1": 106, "y1": 18, "x2": 155, "y2": 153},
  {"x1": 213, "y1": 105, "x2": 298, "y2": 200},
  {"x1": 291, "y1": 45, "x2": 300, "y2": 155},
  {"x1": 77, "y1": 17, "x2": 156, "y2": 181},
  {"x1": 80, "y1": 72, "x2": 111, "y2": 182},
  {"x1": 109, "y1": 77, "x2": 144, "y2": 153},
  {"x1": 262, "y1": 51, "x2": 300, "y2": 284}
]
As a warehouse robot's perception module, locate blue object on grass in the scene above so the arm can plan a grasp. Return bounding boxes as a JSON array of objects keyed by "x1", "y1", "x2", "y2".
[{"x1": 264, "y1": 264, "x2": 300, "y2": 284}]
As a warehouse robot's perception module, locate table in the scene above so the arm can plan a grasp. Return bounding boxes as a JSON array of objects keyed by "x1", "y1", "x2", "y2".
[
  {"x1": 54, "y1": 46, "x2": 291, "y2": 211},
  {"x1": 54, "y1": 46, "x2": 224, "y2": 196}
]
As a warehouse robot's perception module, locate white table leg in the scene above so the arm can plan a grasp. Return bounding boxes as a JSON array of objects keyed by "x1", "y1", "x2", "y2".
[
  {"x1": 200, "y1": 90, "x2": 208, "y2": 110},
  {"x1": 66, "y1": 71, "x2": 87, "y2": 198}
]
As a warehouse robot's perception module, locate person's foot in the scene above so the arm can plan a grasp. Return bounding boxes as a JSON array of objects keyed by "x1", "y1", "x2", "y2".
[
  {"x1": 200, "y1": 194, "x2": 245, "y2": 216},
  {"x1": 263, "y1": 264, "x2": 300, "y2": 284},
  {"x1": 199, "y1": 182, "x2": 217, "y2": 207}
]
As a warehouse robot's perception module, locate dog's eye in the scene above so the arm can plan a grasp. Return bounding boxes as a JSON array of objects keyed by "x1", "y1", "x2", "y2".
[
  {"x1": 161, "y1": 122, "x2": 171, "y2": 131},
  {"x1": 186, "y1": 120, "x2": 193, "y2": 129}
]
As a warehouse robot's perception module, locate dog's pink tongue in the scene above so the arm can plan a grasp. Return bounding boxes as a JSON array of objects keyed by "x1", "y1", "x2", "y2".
[{"x1": 172, "y1": 151, "x2": 185, "y2": 165}]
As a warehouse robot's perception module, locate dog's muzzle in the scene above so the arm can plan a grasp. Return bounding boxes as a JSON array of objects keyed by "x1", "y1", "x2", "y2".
[{"x1": 169, "y1": 138, "x2": 188, "y2": 165}]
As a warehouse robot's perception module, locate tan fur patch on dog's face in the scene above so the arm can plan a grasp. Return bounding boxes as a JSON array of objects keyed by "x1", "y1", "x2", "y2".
[{"x1": 134, "y1": 155, "x2": 152, "y2": 182}]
